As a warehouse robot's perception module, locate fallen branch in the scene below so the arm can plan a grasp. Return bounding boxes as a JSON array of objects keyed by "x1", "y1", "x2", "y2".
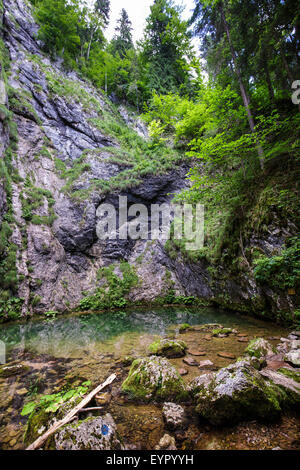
[
  {"x1": 26, "y1": 373, "x2": 116, "y2": 451},
  {"x1": 77, "y1": 406, "x2": 104, "y2": 413}
]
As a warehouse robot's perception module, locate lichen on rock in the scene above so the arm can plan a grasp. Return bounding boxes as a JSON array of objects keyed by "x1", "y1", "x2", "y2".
[
  {"x1": 54, "y1": 414, "x2": 123, "y2": 450},
  {"x1": 194, "y1": 360, "x2": 282, "y2": 426}
]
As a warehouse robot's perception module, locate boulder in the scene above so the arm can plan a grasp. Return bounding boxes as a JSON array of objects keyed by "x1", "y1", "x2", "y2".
[
  {"x1": 194, "y1": 360, "x2": 281, "y2": 425},
  {"x1": 54, "y1": 414, "x2": 123, "y2": 450},
  {"x1": 284, "y1": 350, "x2": 300, "y2": 367},
  {"x1": 259, "y1": 368, "x2": 300, "y2": 407},
  {"x1": 245, "y1": 338, "x2": 276, "y2": 358},
  {"x1": 212, "y1": 328, "x2": 233, "y2": 337},
  {"x1": 121, "y1": 356, "x2": 188, "y2": 402},
  {"x1": 178, "y1": 324, "x2": 193, "y2": 333},
  {"x1": 162, "y1": 402, "x2": 186, "y2": 430},
  {"x1": 148, "y1": 339, "x2": 187, "y2": 358},
  {"x1": 188, "y1": 373, "x2": 215, "y2": 396}
]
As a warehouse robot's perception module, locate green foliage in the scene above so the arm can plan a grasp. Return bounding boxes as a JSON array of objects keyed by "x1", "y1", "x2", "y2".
[
  {"x1": 139, "y1": 0, "x2": 194, "y2": 96},
  {"x1": 78, "y1": 262, "x2": 138, "y2": 311},
  {"x1": 44, "y1": 310, "x2": 59, "y2": 319},
  {"x1": 254, "y1": 238, "x2": 300, "y2": 291},
  {"x1": 20, "y1": 177, "x2": 56, "y2": 226},
  {"x1": 8, "y1": 87, "x2": 42, "y2": 124},
  {"x1": 21, "y1": 381, "x2": 91, "y2": 416},
  {"x1": 0, "y1": 297, "x2": 23, "y2": 323}
]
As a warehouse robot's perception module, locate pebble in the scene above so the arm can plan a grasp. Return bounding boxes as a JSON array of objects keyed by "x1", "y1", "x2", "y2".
[
  {"x1": 238, "y1": 338, "x2": 248, "y2": 343},
  {"x1": 178, "y1": 368, "x2": 188, "y2": 376}
]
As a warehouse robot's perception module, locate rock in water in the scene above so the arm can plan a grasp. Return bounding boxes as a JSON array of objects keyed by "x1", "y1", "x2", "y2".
[
  {"x1": 194, "y1": 360, "x2": 281, "y2": 426},
  {"x1": 54, "y1": 414, "x2": 123, "y2": 450},
  {"x1": 162, "y1": 402, "x2": 186, "y2": 430},
  {"x1": 148, "y1": 339, "x2": 187, "y2": 358},
  {"x1": 245, "y1": 338, "x2": 276, "y2": 358},
  {"x1": 121, "y1": 356, "x2": 188, "y2": 402},
  {"x1": 155, "y1": 434, "x2": 176, "y2": 450},
  {"x1": 198, "y1": 360, "x2": 215, "y2": 371},
  {"x1": 284, "y1": 350, "x2": 300, "y2": 367}
]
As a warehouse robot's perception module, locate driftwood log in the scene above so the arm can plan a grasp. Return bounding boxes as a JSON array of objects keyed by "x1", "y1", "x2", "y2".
[{"x1": 26, "y1": 373, "x2": 117, "y2": 450}]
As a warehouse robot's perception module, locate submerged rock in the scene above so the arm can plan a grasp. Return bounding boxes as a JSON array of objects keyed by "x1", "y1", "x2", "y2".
[
  {"x1": 162, "y1": 402, "x2": 186, "y2": 430},
  {"x1": 245, "y1": 338, "x2": 276, "y2": 358},
  {"x1": 148, "y1": 338, "x2": 187, "y2": 358},
  {"x1": 121, "y1": 356, "x2": 188, "y2": 402},
  {"x1": 54, "y1": 414, "x2": 123, "y2": 450},
  {"x1": 194, "y1": 360, "x2": 281, "y2": 426}
]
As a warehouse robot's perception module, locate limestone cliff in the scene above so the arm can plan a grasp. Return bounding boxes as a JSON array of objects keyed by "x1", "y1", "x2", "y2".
[{"x1": 0, "y1": 0, "x2": 298, "y2": 322}]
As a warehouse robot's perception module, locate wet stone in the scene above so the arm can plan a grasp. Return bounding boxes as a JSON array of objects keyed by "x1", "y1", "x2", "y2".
[
  {"x1": 217, "y1": 352, "x2": 236, "y2": 360},
  {"x1": 198, "y1": 360, "x2": 215, "y2": 371},
  {"x1": 188, "y1": 350, "x2": 206, "y2": 357},
  {"x1": 183, "y1": 356, "x2": 199, "y2": 367},
  {"x1": 162, "y1": 402, "x2": 186, "y2": 430}
]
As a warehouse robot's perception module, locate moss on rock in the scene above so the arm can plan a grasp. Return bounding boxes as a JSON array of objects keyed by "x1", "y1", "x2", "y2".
[
  {"x1": 121, "y1": 356, "x2": 189, "y2": 402},
  {"x1": 244, "y1": 338, "x2": 276, "y2": 358},
  {"x1": 148, "y1": 338, "x2": 187, "y2": 358},
  {"x1": 194, "y1": 360, "x2": 282, "y2": 426}
]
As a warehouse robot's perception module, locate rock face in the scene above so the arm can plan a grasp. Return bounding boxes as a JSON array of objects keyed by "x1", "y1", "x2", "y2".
[
  {"x1": 54, "y1": 414, "x2": 123, "y2": 450},
  {"x1": 121, "y1": 356, "x2": 188, "y2": 402},
  {"x1": 0, "y1": 0, "x2": 298, "y2": 319},
  {"x1": 148, "y1": 339, "x2": 187, "y2": 358},
  {"x1": 0, "y1": 0, "x2": 188, "y2": 314},
  {"x1": 194, "y1": 361, "x2": 281, "y2": 425}
]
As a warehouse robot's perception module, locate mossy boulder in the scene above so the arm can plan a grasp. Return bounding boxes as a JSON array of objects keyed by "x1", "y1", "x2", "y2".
[
  {"x1": 284, "y1": 350, "x2": 300, "y2": 367},
  {"x1": 54, "y1": 414, "x2": 123, "y2": 450},
  {"x1": 194, "y1": 360, "x2": 281, "y2": 426},
  {"x1": 121, "y1": 356, "x2": 189, "y2": 402},
  {"x1": 212, "y1": 328, "x2": 233, "y2": 337},
  {"x1": 245, "y1": 338, "x2": 276, "y2": 358},
  {"x1": 277, "y1": 367, "x2": 300, "y2": 384},
  {"x1": 260, "y1": 368, "x2": 300, "y2": 409},
  {"x1": 178, "y1": 324, "x2": 193, "y2": 333},
  {"x1": 23, "y1": 395, "x2": 83, "y2": 448},
  {"x1": 148, "y1": 339, "x2": 187, "y2": 358}
]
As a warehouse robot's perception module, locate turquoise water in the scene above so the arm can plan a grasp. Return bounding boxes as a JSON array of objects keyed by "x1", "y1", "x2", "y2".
[{"x1": 0, "y1": 306, "x2": 283, "y2": 361}]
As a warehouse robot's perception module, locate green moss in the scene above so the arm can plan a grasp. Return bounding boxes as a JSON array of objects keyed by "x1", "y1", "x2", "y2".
[
  {"x1": 122, "y1": 356, "x2": 189, "y2": 402},
  {"x1": 277, "y1": 367, "x2": 300, "y2": 385},
  {"x1": 178, "y1": 323, "x2": 193, "y2": 333},
  {"x1": 212, "y1": 328, "x2": 233, "y2": 336},
  {"x1": 148, "y1": 338, "x2": 187, "y2": 358},
  {"x1": 20, "y1": 177, "x2": 56, "y2": 226}
]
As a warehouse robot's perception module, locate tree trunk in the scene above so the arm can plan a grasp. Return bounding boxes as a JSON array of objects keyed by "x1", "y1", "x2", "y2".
[
  {"x1": 220, "y1": 4, "x2": 265, "y2": 169},
  {"x1": 86, "y1": 28, "x2": 95, "y2": 61}
]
